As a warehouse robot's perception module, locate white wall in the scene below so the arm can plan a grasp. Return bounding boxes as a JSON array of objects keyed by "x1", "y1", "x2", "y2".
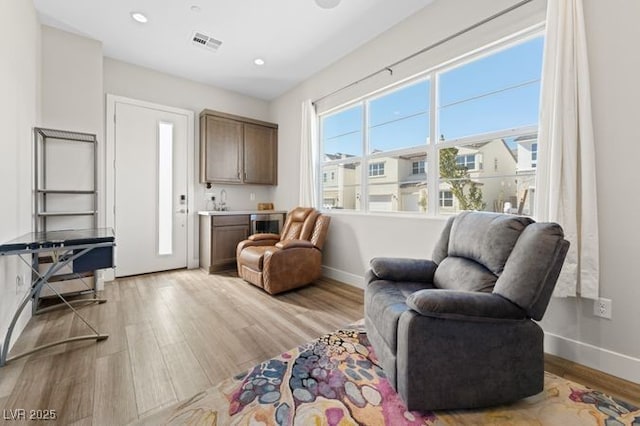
[
  {"x1": 41, "y1": 26, "x2": 103, "y2": 137},
  {"x1": 0, "y1": 0, "x2": 41, "y2": 353},
  {"x1": 41, "y1": 26, "x2": 104, "y2": 233},
  {"x1": 103, "y1": 58, "x2": 274, "y2": 213},
  {"x1": 271, "y1": 0, "x2": 640, "y2": 382}
]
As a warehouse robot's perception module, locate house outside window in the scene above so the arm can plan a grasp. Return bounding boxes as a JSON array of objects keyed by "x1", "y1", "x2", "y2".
[
  {"x1": 369, "y1": 162, "x2": 385, "y2": 177},
  {"x1": 319, "y1": 29, "x2": 543, "y2": 216}
]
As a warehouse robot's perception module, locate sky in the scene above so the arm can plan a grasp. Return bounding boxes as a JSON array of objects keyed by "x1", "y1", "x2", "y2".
[{"x1": 322, "y1": 36, "x2": 544, "y2": 157}]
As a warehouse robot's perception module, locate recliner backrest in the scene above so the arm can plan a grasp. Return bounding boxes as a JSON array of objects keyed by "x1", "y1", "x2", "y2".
[
  {"x1": 433, "y1": 212, "x2": 533, "y2": 292},
  {"x1": 432, "y1": 211, "x2": 569, "y2": 319},
  {"x1": 281, "y1": 207, "x2": 316, "y2": 241},
  {"x1": 309, "y1": 215, "x2": 331, "y2": 250},
  {"x1": 494, "y1": 222, "x2": 569, "y2": 320},
  {"x1": 280, "y1": 207, "x2": 329, "y2": 250}
]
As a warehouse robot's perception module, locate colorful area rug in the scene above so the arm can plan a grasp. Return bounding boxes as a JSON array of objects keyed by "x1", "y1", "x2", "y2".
[{"x1": 139, "y1": 327, "x2": 640, "y2": 425}]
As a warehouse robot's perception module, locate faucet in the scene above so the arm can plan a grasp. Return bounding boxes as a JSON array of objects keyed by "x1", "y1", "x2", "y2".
[{"x1": 220, "y1": 189, "x2": 228, "y2": 211}]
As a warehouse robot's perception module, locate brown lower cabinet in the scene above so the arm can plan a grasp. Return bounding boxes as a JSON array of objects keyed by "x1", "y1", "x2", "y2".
[{"x1": 200, "y1": 215, "x2": 250, "y2": 273}]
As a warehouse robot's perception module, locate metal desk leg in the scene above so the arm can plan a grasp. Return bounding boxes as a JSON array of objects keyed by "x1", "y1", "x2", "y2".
[
  {"x1": 33, "y1": 270, "x2": 107, "y2": 315},
  {"x1": 0, "y1": 248, "x2": 109, "y2": 367}
]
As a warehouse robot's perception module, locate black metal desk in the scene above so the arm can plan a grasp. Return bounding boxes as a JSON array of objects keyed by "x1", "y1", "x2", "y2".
[{"x1": 0, "y1": 228, "x2": 115, "y2": 366}]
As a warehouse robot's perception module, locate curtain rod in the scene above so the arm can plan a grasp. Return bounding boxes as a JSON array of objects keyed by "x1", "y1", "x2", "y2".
[{"x1": 312, "y1": 0, "x2": 534, "y2": 105}]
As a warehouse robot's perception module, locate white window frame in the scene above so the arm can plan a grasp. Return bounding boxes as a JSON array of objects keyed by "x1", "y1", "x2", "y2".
[
  {"x1": 318, "y1": 24, "x2": 544, "y2": 216},
  {"x1": 456, "y1": 154, "x2": 476, "y2": 170},
  {"x1": 368, "y1": 162, "x2": 385, "y2": 177},
  {"x1": 439, "y1": 190, "x2": 454, "y2": 207},
  {"x1": 531, "y1": 142, "x2": 538, "y2": 167},
  {"x1": 412, "y1": 160, "x2": 426, "y2": 175}
]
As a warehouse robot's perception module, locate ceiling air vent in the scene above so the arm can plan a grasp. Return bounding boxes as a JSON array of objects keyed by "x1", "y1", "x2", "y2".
[{"x1": 191, "y1": 32, "x2": 222, "y2": 52}]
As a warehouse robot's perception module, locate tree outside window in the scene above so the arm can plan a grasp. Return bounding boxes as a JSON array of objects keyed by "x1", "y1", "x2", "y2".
[{"x1": 440, "y1": 147, "x2": 486, "y2": 211}]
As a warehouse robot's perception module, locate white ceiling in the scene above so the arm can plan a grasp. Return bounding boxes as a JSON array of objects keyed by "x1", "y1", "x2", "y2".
[{"x1": 34, "y1": 0, "x2": 434, "y2": 100}]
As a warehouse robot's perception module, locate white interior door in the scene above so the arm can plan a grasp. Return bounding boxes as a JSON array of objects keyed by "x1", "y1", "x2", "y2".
[{"x1": 114, "y1": 102, "x2": 189, "y2": 277}]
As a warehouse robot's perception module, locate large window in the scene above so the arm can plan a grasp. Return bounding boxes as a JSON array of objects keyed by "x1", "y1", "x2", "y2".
[{"x1": 320, "y1": 30, "x2": 543, "y2": 216}]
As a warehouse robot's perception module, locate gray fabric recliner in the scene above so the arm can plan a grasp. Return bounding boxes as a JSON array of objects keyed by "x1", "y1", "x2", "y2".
[{"x1": 365, "y1": 211, "x2": 570, "y2": 411}]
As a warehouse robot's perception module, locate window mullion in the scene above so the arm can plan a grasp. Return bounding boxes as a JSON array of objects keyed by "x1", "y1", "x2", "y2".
[
  {"x1": 428, "y1": 71, "x2": 439, "y2": 216},
  {"x1": 316, "y1": 117, "x2": 323, "y2": 209},
  {"x1": 361, "y1": 101, "x2": 369, "y2": 212}
]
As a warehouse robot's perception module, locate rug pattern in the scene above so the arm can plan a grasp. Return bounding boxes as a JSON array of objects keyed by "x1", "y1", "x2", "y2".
[{"x1": 144, "y1": 328, "x2": 640, "y2": 425}]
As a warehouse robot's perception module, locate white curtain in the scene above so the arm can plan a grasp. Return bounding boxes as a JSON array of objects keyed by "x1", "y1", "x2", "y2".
[
  {"x1": 535, "y1": 0, "x2": 599, "y2": 298},
  {"x1": 299, "y1": 99, "x2": 319, "y2": 207}
]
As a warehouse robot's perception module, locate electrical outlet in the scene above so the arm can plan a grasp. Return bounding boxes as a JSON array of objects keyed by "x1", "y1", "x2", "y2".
[
  {"x1": 593, "y1": 297, "x2": 612, "y2": 319},
  {"x1": 250, "y1": 192, "x2": 255, "y2": 201}
]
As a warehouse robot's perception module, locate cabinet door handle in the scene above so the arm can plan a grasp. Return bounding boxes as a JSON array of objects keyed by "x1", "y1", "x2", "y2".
[
  {"x1": 244, "y1": 172, "x2": 247, "y2": 181},
  {"x1": 237, "y1": 171, "x2": 240, "y2": 179}
]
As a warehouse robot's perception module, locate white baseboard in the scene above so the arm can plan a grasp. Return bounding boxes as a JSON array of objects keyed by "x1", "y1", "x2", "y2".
[
  {"x1": 544, "y1": 332, "x2": 640, "y2": 384},
  {"x1": 321, "y1": 266, "x2": 364, "y2": 289}
]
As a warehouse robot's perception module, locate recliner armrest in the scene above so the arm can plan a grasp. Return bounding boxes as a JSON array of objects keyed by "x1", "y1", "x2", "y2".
[
  {"x1": 249, "y1": 233, "x2": 281, "y2": 241},
  {"x1": 369, "y1": 257, "x2": 437, "y2": 283},
  {"x1": 237, "y1": 239, "x2": 278, "y2": 259},
  {"x1": 275, "y1": 239, "x2": 315, "y2": 250},
  {"x1": 406, "y1": 290, "x2": 527, "y2": 321}
]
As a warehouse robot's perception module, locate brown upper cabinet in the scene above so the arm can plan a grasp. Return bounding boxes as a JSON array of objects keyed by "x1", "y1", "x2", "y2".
[{"x1": 200, "y1": 109, "x2": 278, "y2": 185}]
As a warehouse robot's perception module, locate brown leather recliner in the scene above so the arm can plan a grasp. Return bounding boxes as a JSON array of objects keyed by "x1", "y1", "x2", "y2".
[{"x1": 236, "y1": 207, "x2": 331, "y2": 294}]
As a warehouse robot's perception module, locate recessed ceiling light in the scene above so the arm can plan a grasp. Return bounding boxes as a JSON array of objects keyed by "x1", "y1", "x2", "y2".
[
  {"x1": 254, "y1": 58, "x2": 265, "y2": 66},
  {"x1": 131, "y1": 12, "x2": 148, "y2": 23},
  {"x1": 190, "y1": 5, "x2": 202, "y2": 13},
  {"x1": 315, "y1": 0, "x2": 341, "y2": 9}
]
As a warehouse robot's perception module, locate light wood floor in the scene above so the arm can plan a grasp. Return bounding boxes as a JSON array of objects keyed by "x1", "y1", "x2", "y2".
[
  {"x1": 1, "y1": 270, "x2": 637, "y2": 425},
  {"x1": 0, "y1": 269, "x2": 364, "y2": 425}
]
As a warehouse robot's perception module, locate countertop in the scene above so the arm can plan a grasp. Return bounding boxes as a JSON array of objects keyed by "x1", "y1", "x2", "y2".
[{"x1": 198, "y1": 210, "x2": 287, "y2": 216}]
